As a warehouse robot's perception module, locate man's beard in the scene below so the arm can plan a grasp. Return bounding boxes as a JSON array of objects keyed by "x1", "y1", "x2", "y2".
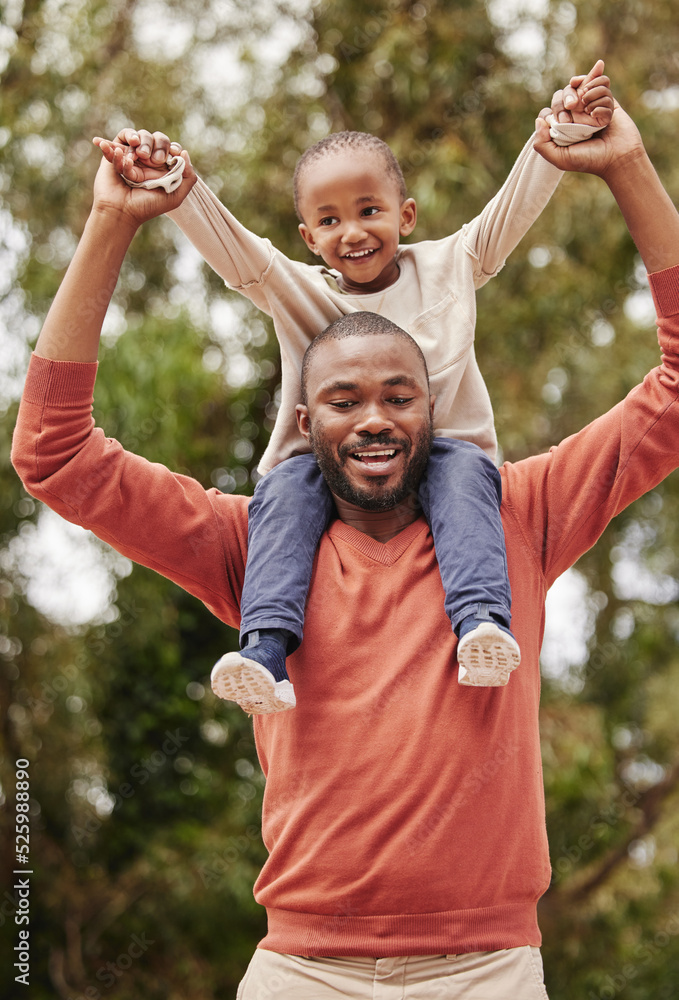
[{"x1": 309, "y1": 421, "x2": 434, "y2": 512}]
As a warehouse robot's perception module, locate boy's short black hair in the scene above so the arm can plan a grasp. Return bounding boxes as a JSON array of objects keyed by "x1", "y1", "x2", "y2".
[{"x1": 293, "y1": 131, "x2": 407, "y2": 221}]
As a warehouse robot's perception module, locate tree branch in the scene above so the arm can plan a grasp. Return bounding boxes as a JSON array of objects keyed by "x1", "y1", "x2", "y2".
[{"x1": 564, "y1": 756, "x2": 679, "y2": 903}]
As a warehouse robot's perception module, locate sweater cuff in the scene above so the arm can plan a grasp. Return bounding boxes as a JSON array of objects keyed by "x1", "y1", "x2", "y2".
[
  {"x1": 648, "y1": 265, "x2": 679, "y2": 318},
  {"x1": 23, "y1": 354, "x2": 98, "y2": 408},
  {"x1": 544, "y1": 117, "x2": 606, "y2": 147}
]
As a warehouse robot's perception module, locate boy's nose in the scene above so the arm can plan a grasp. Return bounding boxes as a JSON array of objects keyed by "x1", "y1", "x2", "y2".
[{"x1": 342, "y1": 220, "x2": 368, "y2": 244}]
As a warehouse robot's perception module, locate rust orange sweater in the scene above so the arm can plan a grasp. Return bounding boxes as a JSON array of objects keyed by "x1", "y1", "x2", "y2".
[{"x1": 11, "y1": 266, "x2": 679, "y2": 957}]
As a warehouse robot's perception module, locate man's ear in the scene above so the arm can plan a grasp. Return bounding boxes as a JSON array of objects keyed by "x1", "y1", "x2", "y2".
[
  {"x1": 399, "y1": 198, "x2": 417, "y2": 238},
  {"x1": 429, "y1": 393, "x2": 436, "y2": 422},
  {"x1": 299, "y1": 223, "x2": 321, "y2": 256},
  {"x1": 296, "y1": 403, "x2": 311, "y2": 440}
]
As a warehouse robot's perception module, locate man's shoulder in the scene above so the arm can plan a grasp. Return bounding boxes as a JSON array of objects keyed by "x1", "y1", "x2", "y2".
[
  {"x1": 197, "y1": 488, "x2": 251, "y2": 559},
  {"x1": 499, "y1": 447, "x2": 556, "y2": 510},
  {"x1": 212, "y1": 490, "x2": 251, "y2": 523},
  {"x1": 205, "y1": 491, "x2": 251, "y2": 586}
]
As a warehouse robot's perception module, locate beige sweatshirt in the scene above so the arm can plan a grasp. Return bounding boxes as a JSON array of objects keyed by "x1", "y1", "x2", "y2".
[{"x1": 169, "y1": 135, "x2": 562, "y2": 471}]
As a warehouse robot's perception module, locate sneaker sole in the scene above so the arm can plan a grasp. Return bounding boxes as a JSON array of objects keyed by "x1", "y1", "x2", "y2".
[
  {"x1": 457, "y1": 623, "x2": 521, "y2": 687},
  {"x1": 211, "y1": 653, "x2": 296, "y2": 714}
]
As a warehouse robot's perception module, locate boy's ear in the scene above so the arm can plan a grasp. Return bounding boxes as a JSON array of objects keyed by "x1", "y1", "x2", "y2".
[
  {"x1": 299, "y1": 223, "x2": 321, "y2": 256},
  {"x1": 399, "y1": 198, "x2": 417, "y2": 237},
  {"x1": 296, "y1": 403, "x2": 311, "y2": 439}
]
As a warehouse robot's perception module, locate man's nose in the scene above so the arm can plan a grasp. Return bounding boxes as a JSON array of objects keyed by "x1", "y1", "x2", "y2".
[{"x1": 354, "y1": 403, "x2": 395, "y2": 435}]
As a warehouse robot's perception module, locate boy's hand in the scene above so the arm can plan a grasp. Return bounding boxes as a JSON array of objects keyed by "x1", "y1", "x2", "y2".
[
  {"x1": 549, "y1": 59, "x2": 614, "y2": 127},
  {"x1": 534, "y1": 100, "x2": 645, "y2": 179},
  {"x1": 93, "y1": 128, "x2": 190, "y2": 190}
]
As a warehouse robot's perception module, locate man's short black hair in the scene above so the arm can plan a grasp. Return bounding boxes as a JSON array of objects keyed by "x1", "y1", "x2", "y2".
[
  {"x1": 293, "y1": 131, "x2": 407, "y2": 221},
  {"x1": 300, "y1": 312, "x2": 429, "y2": 406}
]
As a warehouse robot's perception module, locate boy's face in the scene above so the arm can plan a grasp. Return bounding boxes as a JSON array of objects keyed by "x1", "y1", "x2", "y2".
[{"x1": 297, "y1": 150, "x2": 417, "y2": 295}]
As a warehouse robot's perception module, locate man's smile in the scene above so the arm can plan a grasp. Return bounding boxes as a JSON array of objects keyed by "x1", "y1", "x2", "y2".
[
  {"x1": 342, "y1": 442, "x2": 404, "y2": 476},
  {"x1": 348, "y1": 447, "x2": 399, "y2": 471}
]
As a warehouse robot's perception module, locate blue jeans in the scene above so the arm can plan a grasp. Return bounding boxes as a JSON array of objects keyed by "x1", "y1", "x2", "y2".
[{"x1": 239, "y1": 438, "x2": 511, "y2": 650}]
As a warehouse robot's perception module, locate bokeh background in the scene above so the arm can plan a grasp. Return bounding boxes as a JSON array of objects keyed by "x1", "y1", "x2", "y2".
[{"x1": 2, "y1": 0, "x2": 679, "y2": 996}]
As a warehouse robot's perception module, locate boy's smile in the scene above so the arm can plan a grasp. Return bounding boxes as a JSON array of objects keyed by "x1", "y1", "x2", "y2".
[{"x1": 297, "y1": 149, "x2": 417, "y2": 295}]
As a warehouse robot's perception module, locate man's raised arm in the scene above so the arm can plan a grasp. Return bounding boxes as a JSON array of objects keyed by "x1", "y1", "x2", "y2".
[
  {"x1": 505, "y1": 101, "x2": 679, "y2": 586},
  {"x1": 11, "y1": 148, "x2": 248, "y2": 630},
  {"x1": 34, "y1": 146, "x2": 196, "y2": 362},
  {"x1": 534, "y1": 98, "x2": 679, "y2": 274}
]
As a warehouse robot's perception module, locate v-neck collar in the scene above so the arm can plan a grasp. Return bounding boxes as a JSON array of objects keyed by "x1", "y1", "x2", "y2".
[{"x1": 328, "y1": 516, "x2": 429, "y2": 566}]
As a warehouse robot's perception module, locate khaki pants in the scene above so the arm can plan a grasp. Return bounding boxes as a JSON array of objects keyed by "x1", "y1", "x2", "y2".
[{"x1": 237, "y1": 946, "x2": 550, "y2": 998}]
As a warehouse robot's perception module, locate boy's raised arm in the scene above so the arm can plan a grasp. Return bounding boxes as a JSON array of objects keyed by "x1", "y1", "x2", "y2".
[
  {"x1": 95, "y1": 128, "x2": 277, "y2": 301},
  {"x1": 462, "y1": 60, "x2": 612, "y2": 287}
]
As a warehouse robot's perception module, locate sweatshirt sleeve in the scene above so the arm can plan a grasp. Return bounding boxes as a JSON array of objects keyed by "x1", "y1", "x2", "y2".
[
  {"x1": 501, "y1": 265, "x2": 679, "y2": 587},
  {"x1": 10, "y1": 355, "x2": 248, "y2": 627},
  {"x1": 168, "y1": 175, "x2": 343, "y2": 338},
  {"x1": 461, "y1": 134, "x2": 562, "y2": 288},
  {"x1": 168, "y1": 177, "x2": 283, "y2": 315}
]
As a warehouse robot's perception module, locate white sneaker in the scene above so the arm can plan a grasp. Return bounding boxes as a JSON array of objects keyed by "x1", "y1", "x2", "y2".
[
  {"x1": 457, "y1": 623, "x2": 521, "y2": 687},
  {"x1": 211, "y1": 653, "x2": 296, "y2": 714}
]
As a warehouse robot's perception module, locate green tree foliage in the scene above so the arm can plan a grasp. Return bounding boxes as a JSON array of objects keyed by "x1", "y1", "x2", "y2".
[{"x1": 1, "y1": 1, "x2": 679, "y2": 997}]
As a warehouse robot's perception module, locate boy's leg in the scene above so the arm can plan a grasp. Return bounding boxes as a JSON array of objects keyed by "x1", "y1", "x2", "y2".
[
  {"x1": 211, "y1": 454, "x2": 334, "y2": 713},
  {"x1": 418, "y1": 438, "x2": 520, "y2": 686}
]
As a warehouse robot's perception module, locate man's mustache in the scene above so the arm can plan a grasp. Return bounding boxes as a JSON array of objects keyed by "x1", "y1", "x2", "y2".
[{"x1": 337, "y1": 434, "x2": 410, "y2": 461}]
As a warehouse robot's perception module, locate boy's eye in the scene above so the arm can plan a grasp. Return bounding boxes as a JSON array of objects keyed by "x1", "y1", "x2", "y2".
[
  {"x1": 319, "y1": 216, "x2": 338, "y2": 226},
  {"x1": 361, "y1": 207, "x2": 379, "y2": 217}
]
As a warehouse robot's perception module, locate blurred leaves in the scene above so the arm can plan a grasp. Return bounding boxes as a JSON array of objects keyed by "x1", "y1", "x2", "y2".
[{"x1": 2, "y1": 0, "x2": 679, "y2": 997}]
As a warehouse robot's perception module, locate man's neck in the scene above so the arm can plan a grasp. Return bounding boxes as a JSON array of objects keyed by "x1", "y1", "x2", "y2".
[{"x1": 331, "y1": 493, "x2": 423, "y2": 543}]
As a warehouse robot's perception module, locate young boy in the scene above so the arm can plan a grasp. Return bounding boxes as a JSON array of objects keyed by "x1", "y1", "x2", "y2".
[{"x1": 95, "y1": 63, "x2": 612, "y2": 714}]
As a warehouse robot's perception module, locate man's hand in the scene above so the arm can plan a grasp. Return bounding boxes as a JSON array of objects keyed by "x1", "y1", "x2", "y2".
[
  {"x1": 534, "y1": 99, "x2": 646, "y2": 179},
  {"x1": 93, "y1": 150, "x2": 196, "y2": 228},
  {"x1": 90, "y1": 128, "x2": 196, "y2": 225},
  {"x1": 533, "y1": 61, "x2": 644, "y2": 178}
]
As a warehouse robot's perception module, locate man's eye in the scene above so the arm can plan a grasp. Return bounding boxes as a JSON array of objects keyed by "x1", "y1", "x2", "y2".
[
  {"x1": 389, "y1": 397, "x2": 413, "y2": 406},
  {"x1": 330, "y1": 400, "x2": 355, "y2": 409}
]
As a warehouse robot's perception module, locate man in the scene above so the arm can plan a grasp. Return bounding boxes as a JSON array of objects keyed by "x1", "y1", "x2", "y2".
[{"x1": 11, "y1": 97, "x2": 679, "y2": 997}]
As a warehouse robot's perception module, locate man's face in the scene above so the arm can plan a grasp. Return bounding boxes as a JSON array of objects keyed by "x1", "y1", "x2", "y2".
[
  {"x1": 297, "y1": 334, "x2": 434, "y2": 512},
  {"x1": 297, "y1": 149, "x2": 417, "y2": 295}
]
